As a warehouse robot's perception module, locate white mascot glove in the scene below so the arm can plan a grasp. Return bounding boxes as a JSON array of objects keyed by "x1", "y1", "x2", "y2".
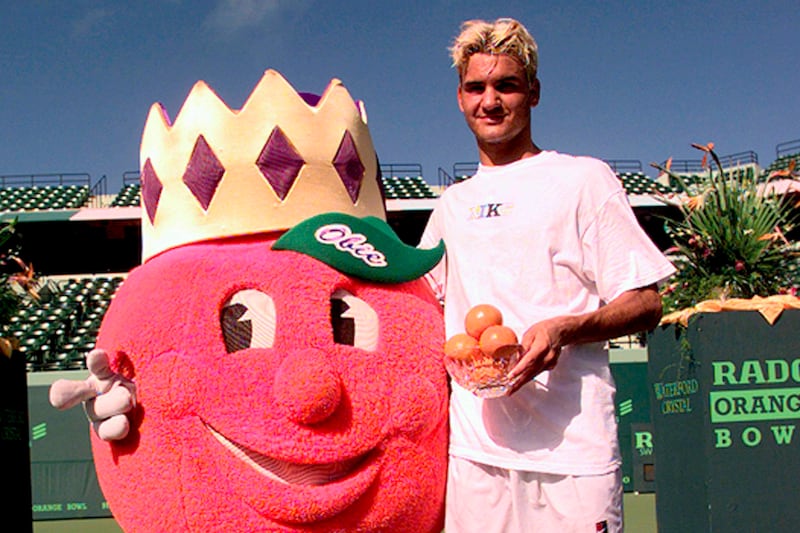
[{"x1": 49, "y1": 348, "x2": 137, "y2": 441}]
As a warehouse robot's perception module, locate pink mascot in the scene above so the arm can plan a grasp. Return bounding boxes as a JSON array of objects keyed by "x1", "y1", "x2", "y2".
[{"x1": 51, "y1": 70, "x2": 448, "y2": 532}]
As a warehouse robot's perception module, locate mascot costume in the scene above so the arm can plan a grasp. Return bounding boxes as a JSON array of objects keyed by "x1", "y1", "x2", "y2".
[{"x1": 50, "y1": 70, "x2": 448, "y2": 532}]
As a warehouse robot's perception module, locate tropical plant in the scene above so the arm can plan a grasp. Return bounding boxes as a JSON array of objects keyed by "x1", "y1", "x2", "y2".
[
  {"x1": 652, "y1": 143, "x2": 799, "y2": 315},
  {"x1": 0, "y1": 218, "x2": 59, "y2": 357},
  {"x1": 0, "y1": 219, "x2": 25, "y2": 325}
]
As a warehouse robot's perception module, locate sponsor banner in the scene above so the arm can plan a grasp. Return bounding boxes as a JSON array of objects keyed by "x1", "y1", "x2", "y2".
[{"x1": 28, "y1": 384, "x2": 112, "y2": 520}]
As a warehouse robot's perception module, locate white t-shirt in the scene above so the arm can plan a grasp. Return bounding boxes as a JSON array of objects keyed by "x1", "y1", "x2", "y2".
[{"x1": 420, "y1": 151, "x2": 675, "y2": 475}]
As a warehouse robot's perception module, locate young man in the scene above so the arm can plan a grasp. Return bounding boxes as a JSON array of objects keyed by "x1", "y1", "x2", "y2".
[{"x1": 420, "y1": 18, "x2": 675, "y2": 532}]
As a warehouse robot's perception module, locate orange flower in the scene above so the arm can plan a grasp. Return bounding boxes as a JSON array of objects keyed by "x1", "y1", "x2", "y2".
[
  {"x1": 691, "y1": 142, "x2": 715, "y2": 169},
  {"x1": 757, "y1": 225, "x2": 790, "y2": 246},
  {"x1": 691, "y1": 142, "x2": 715, "y2": 152},
  {"x1": 8, "y1": 256, "x2": 39, "y2": 299},
  {"x1": 768, "y1": 159, "x2": 797, "y2": 179},
  {"x1": 685, "y1": 194, "x2": 705, "y2": 210}
]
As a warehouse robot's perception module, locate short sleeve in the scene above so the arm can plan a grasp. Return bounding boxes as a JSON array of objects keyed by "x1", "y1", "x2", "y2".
[{"x1": 582, "y1": 190, "x2": 676, "y2": 302}]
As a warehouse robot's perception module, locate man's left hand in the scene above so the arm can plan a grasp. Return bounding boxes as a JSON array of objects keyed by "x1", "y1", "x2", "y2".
[{"x1": 507, "y1": 318, "x2": 564, "y2": 394}]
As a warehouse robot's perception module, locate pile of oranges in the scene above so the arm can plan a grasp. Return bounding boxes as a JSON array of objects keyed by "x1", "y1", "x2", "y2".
[
  {"x1": 444, "y1": 304, "x2": 518, "y2": 362},
  {"x1": 443, "y1": 304, "x2": 523, "y2": 395}
]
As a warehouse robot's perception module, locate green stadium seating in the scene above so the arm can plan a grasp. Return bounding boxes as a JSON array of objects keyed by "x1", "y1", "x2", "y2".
[
  {"x1": 10, "y1": 275, "x2": 125, "y2": 371},
  {"x1": 0, "y1": 185, "x2": 90, "y2": 212},
  {"x1": 381, "y1": 176, "x2": 438, "y2": 199},
  {"x1": 111, "y1": 183, "x2": 142, "y2": 207},
  {"x1": 617, "y1": 172, "x2": 672, "y2": 195}
]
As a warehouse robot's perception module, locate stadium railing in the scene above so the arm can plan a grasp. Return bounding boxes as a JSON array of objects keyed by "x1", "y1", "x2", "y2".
[
  {"x1": 604, "y1": 159, "x2": 643, "y2": 173},
  {"x1": 776, "y1": 138, "x2": 800, "y2": 159}
]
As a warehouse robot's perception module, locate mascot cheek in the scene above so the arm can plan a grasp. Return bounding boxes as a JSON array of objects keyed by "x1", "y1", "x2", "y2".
[
  {"x1": 390, "y1": 375, "x2": 448, "y2": 441},
  {"x1": 90, "y1": 349, "x2": 195, "y2": 532}
]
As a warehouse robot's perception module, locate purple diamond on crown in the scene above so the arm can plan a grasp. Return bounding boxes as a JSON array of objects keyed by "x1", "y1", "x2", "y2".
[
  {"x1": 333, "y1": 131, "x2": 364, "y2": 203},
  {"x1": 257, "y1": 127, "x2": 305, "y2": 201},
  {"x1": 183, "y1": 135, "x2": 225, "y2": 211},
  {"x1": 141, "y1": 158, "x2": 163, "y2": 224}
]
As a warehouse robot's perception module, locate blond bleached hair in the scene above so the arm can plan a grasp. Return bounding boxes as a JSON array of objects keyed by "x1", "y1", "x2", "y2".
[{"x1": 450, "y1": 18, "x2": 539, "y2": 84}]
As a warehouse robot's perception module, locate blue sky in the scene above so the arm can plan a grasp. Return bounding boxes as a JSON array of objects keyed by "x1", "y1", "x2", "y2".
[{"x1": 1, "y1": 1, "x2": 798, "y2": 192}]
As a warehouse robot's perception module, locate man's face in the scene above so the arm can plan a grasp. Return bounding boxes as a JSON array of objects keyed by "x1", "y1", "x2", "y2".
[{"x1": 457, "y1": 53, "x2": 539, "y2": 148}]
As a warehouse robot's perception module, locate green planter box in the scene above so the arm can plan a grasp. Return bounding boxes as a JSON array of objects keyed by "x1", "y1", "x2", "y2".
[{"x1": 648, "y1": 310, "x2": 800, "y2": 532}]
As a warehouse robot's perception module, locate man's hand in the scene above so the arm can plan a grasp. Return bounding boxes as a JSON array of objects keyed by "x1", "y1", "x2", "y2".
[
  {"x1": 507, "y1": 318, "x2": 564, "y2": 394},
  {"x1": 49, "y1": 348, "x2": 136, "y2": 441}
]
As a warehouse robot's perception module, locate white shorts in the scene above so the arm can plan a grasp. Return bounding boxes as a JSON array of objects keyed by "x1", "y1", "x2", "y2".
[{"x1": 445, "y1": 456, "x2": 623, "y2": 533}]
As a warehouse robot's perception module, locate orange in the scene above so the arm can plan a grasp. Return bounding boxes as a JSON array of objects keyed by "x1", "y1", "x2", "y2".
[
  {"x1": 464, "y1": 304, "x2": 503, "y2": 339},
  {"x1": 479, "y1": 325, "x2": 518, "y2": 358},
  {"x1": 444, "y1": 333, "x2": 481, "y2": 361}
]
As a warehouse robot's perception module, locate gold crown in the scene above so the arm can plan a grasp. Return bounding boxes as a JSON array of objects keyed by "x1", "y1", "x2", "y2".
[{"x1": 139, "y1": 69, "x2": 386, "y2": 261}]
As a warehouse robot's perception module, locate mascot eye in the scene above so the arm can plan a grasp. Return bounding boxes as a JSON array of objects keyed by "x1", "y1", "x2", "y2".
[
  {"x1": 221, "y1": 289, "x2": 277, "y2": 352},
  {"x1": 330, "y1": 289, "x2": 379, "y2": 351}
]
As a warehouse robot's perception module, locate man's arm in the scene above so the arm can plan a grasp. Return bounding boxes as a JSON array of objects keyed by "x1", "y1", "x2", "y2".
[{"x1": 508, "y1": 284, "x2": 662, "y2": 393}]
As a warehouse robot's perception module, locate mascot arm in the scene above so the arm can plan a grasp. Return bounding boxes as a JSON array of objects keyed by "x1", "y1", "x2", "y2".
[{"x1": 49, "y1": 348, "x2": 137, "y2": 441}]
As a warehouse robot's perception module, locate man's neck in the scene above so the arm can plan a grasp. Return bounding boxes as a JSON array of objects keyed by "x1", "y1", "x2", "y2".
[{"x1": 478, "y1": 141, "x2": 541, "y2": 167}]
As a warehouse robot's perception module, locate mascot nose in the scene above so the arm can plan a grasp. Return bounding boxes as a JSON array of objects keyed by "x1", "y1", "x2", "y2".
[{"x1": 272, "y1": 348, "x2": 342, "y2": 425}]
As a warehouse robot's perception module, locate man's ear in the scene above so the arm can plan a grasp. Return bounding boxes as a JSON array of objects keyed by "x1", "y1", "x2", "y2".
[
  {"x1": 456, "y1": 84, "x2": 465, "y2": 113},
  {"x1": 529, "y1": 78, "x2": 541, "y2": 108}
]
